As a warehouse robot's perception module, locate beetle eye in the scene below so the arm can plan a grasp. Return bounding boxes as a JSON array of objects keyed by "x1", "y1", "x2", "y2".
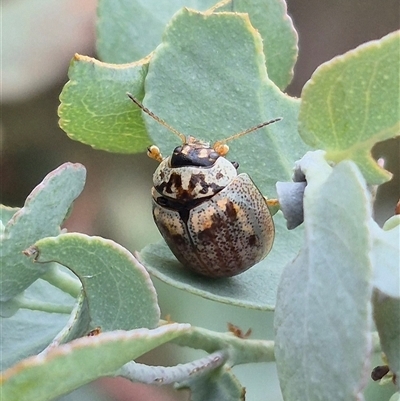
[
  {"x1": 174, "y1": 146, "x2": 183, "y2": 153},
  {"x1": 157, "y1": 197, "x2": 169, "y2": 206},
  {"x1": 209, "y1": 151, "x2": 219, "y2": 161}
]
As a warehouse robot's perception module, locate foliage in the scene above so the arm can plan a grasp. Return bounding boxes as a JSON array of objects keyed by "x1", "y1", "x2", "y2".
[{"x1": 1, "y1": 0, "x2": 399, "y2": 400}]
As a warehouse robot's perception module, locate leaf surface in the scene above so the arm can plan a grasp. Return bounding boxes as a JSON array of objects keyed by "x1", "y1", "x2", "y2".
[
  {"x1": 373, "y1": 291, "x2": 400, "y2": 391},
  {"x1": 213, "y1": 0, "x2": 298, "y2": 89},
  {"x1": 58, "y1": 55, "x2": 150, "y2": 153},
  {"x1": 0, "y1": 163, "x2": 86, "y2": 301},
  {"x1": 177, "y1": 366, "x2": 244, "y2": 401},
  {"x1": 30, "y1": 233, "x2": 160, "y2": 331},
  {"x1": 0, "y1": 279, "x2": 75, "y2": 371},
  {"x1": 1, "y1": 324, "x2": 190, "y2": 401},
  {"x1": 299, "y1": 31, "x2": 400, "y2": 184},
  {"x1": 370, "y1": 216, "x2": 400, "y2": 298},
  {"x1": 97, "y1": 0, "x2": 217, "y2": 62},
  {"x1": 274, "y1": 159, "x2": 373, "y2": 401}
]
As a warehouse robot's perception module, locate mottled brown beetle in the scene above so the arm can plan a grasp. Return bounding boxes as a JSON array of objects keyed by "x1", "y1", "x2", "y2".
[{"x1": 128, "y1": 94, "x2": 280, "y2": 278}]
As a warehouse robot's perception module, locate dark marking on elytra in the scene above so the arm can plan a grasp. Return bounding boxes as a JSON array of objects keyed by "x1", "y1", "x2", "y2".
[
  {"x1": 197, "y1": 225, "x2": 218, "y2": 246},
  {"x1": 225, "y1": 200, "x2": 237, "y2": 221},
  {"x1": 248, "y1": 234, "x2": 257, "y2": 247},
  {"x1": 171, "y1": 233, "x2": 187, "y2": 247},
  {"x1": 197, "y1": 209, "x2": 227, "y2": 246},
  {"x1": 168, "y1": 173, "x2": 182, "y2": 194},
  {"x1": 158, "y1": 172, "x2": 225, "y2": 202}
]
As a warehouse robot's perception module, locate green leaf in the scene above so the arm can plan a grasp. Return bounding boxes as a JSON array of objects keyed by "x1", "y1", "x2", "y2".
[
  {"x1": 97, "y1": 0, "x2": 217, "y2": 62},
  {"x1": 0, "y1": 206, "x2": 20, "y2": 225},
  {"x1": 390, "y1": 393, "x2": 400, "y2": 401},
  {"x1": 1, "y1": 323, "x2": 190, "y2": 401},
  {"x1": 138, "y1": 212, "x2": 302, "y2": 310},
  {"x1": 29, "y1": 233, "x2": 160, "y2": 331},
  {"x1": 143, "y1": 8, "x2": 308, "y2": 197},
  {"x1": 0, "y1": 279, "x2": 75, "y2": 371},
  {"x1": 177, "y1": 366, "x2": 244, "y2": 401},
  {"x1": 58, "y1": 55, "x2": 150, "y2": 153},
  {"x1": 373, "y1": 291, "x2": 400, "y2": 391},
  {"x1": 274, "y1": 160, "x2": 373, "y2": 401},
  {"x1": 370, "y1": 216, "x2": 400, "y2": 298},
  {"x1": 299, "y1": 31, "x2": 400, "y2": 184},
  {"x1": 0, "y1": 163, "x2": 86, "y2": 302},
  {"x1": 213, "y1": 0, "x2": 298, "y2": 89}
]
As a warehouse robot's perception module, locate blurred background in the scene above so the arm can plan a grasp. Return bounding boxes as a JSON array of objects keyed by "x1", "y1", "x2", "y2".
[{"x1": 1, "y1": 0, "x2": 399, "y2": 400}]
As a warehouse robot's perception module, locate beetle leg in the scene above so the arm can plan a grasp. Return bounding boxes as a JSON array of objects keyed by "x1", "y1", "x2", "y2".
[
  {"x1": 264, "y1": 197, "x2": 280, "y2": 216},
  {"x1": 147, "y1": 145, "x2": 163, "y2": 162}
]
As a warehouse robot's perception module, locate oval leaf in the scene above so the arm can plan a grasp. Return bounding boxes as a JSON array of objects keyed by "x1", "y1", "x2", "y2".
[
  {"x1": 1, "y1": 324, "x2": 190, "y2": 401},
  {"x1": 299, "y1": 31, "x2": 400, "y2": 184},
  {"x1": 58, "y1": 54, "x2": 150, "y2": 153},
  {"x1": 373, "y1": 291, "x2": 400, "y2": 391},
  {"x1": 97, "y1": 0, "x2": 217, "y2": 62},
  {"x1": 0, "y1": 206, "x2": 20, "y2": 225},
  {"x1": 213, "y1": 0, "x2": 298, "y2": 89},
  {"x1": 370, "y1": 216, "x2": 400, "y2": 298},
  {"x1": 29, "y1": 233, "x2": 160, "y2": 331},
  {"x1": 274, "y1": 160, "x2": 374, "y2": 401},
  {"x1": 0, "y1": 163, "x2": 86, "y2": 301},
  {"x1": 1, "y1": 279, "x2": 75, "y2": 371}
]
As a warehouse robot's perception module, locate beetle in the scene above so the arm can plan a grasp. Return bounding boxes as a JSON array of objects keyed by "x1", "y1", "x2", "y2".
[{"x1": 128, "y1": 94, "x2": 280, "y2": 278}]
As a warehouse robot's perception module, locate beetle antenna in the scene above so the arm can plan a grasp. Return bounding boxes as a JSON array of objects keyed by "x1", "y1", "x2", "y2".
[
  {"x1": 127, "y1": 93, "x2": 186, "y2": 143},
  {"x1": 213, "y1": 117, "x2": 282, "y2": 156},
  {"x1": 221, "y1": 118, "x2": 282, "y2": 145}
]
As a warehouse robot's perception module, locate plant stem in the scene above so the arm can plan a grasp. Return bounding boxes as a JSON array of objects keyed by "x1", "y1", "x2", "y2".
[
  {"x1": 164, "y1": 320, "x2": 382, "y2": 366},
  {"x1": 16, "y1": 296, "x2": 73, "y2": 314},
  {"x1": 118, "y1": 350, "x2": 227, "y2": 385},
  {"x1": 41, "y1": 265, "x2": 81, "y2": 298},
  {"x1": 160, "y1": 320, "x2": 275, "y2": 365}
]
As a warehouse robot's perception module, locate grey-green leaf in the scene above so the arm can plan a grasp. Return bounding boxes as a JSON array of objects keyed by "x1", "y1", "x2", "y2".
[
  {"x1": 29, "y1": 233, "x2": 160, "y2": 331},
  {"x1": 299, "y1": 31, "x2": 400, "y2": 184},
  {"x1": 177, "y1": 366, "x2": 244, "y2": 401},
  {"x1": 0, "y1": 163, "x2": 86, "y2": 302},
  {"x1": 373, "y1": 291, "x2": 400, "y2": 391},
  {"x1": 1, "y1": 324, "x2": 190, "y2": 401},
  {"x1": 274, "y1": 160, "x2": 373, "y2": 401},
  {"x1": 213, "y1": 0, "x2": 298, "y2": 89},
  {"x1": 1, "y1": 279, "x2": 75, "y2": 371},
  {"x1": 0, "y1": 206, "x2": 20, "y2": 226},
  {"x1": 97, "y1": 0, "x2": 217, "y2": 62},
  {"x1": 370, "y1": 216, "x2": 400, "y2": 298}
]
